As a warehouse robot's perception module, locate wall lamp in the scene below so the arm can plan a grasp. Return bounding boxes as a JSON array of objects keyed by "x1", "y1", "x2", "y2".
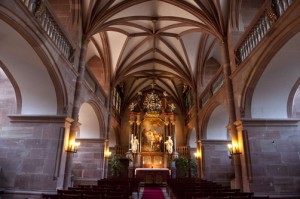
[
  {"x1": 66, "y1": 140, "x2": 80, "y2": 153},
  {"x1": 104, "y1": 150, "x2": 112, "y2": 158},
  {"x1": 194, "y1": 151, "x2": 201, "y2": 159},
  {"x1": 227, "y1": 143, "x2": 241, "y2": 156}
]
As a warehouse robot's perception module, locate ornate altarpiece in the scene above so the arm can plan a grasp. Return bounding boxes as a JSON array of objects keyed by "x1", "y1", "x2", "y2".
[{"x1": 127, "y1": 89, "x2": 176, "y2": 171}]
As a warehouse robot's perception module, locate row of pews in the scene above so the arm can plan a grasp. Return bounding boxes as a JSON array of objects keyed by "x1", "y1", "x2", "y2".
[
  {"x1": 167, "y1": 178, "x2": 269, "y2": 199},
  {"x1": 42, "y1": 177, "x2": 141, "y2": 199}
]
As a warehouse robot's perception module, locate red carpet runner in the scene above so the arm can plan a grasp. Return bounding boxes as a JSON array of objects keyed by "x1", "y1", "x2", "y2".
[{"x1": 141, "y1": 186, "x2": 165, "y2": 199}]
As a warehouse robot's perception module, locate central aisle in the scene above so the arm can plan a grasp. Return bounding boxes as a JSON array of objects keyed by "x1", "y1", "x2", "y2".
[{"x1": 140, "y1": 186, "x2": 166, "y2": 199}]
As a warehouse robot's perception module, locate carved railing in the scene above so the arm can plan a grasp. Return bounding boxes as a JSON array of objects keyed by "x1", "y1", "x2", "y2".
[
  {"x1": 84, "y1": 71, "x2": 107, "y2": 106},
  {"x1": 199, "y1": 68, "x2": 224, "y2": 108},
  {"x1": 235, "y1": 0, "x2": 293, "y2": 65},
  {"x1": 21, "y1": 0, "x2": 74, "y2": 63},
  {"x1": 177, "y1": 146, "x2": 190, "y2": 158}
]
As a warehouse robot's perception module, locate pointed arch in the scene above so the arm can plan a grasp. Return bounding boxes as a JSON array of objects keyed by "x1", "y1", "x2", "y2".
[
  {"x1": 202, "y1": 103, "x2": 229, "y2": 140},
  {"x1": 0, "y1": 14, "x2": 68, "y2": 115},
  {"x1": 242, "y1": 31, "x2": 300, "y2": 119}
]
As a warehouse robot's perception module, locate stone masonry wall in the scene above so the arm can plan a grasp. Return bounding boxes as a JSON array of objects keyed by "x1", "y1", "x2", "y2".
[
  {"x1": 72, "y1": 139, "x2": 105, "y2": 186},
  {"x1": 245, "y1": 120, "x2": 300, "y2": 194},
  {"x1": 202, "y1": 141, "x2": 234, "y2": 186}
]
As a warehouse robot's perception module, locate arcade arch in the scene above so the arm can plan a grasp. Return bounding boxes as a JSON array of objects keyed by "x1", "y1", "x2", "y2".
[
  {"x1": 78, "y1": 102, "x2": 106, "y2": 139},
  {"x1": 205, "y1": 104, "x2": 229, "y2": 140},
  {"x1": 0, "y1": 19, "x2": 66, "y2": 115},
  {"x1": 251, "y1": 33, "x2": 300, "y2": 119}
]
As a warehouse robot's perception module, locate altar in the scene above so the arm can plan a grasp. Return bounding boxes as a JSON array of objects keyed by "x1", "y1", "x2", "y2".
[{"x1": 135, "y1": 168, "x2": 171, "y2": 184}]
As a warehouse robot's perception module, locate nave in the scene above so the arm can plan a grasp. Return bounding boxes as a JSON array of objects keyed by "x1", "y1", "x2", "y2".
[{"x1": 0, "y1": 1, "x2": 300, "y2": 199}]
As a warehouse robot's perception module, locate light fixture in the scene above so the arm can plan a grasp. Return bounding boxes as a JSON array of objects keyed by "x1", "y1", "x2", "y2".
[
  {"x1": 104, "y1": 150, "x2": 112, "y2": 158},
  {"x1": 194, "y1": 151, "x2": 201, "y2": 159},
  {"x1": 66, "y1": 140, "x2": 80, "y2": 153},
  {"x1": 227, "y1": 142, "x2": 241, "y2": 156}
]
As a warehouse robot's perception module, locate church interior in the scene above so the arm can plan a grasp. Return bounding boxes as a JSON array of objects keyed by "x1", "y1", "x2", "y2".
[{"x1": 0, "y1": 0, "x2": 300, "y2": 198}]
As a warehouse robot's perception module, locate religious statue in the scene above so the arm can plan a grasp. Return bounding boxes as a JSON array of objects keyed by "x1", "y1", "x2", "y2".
[
  {"x1": 165, "y1": 136, "x2": 173, "y2": 154},
  {"x1": 168, "y1": 103, "x2": 176, "y2": 112},
  {"x1": 128, "y1": 102, "x2": 137, "y2": 111},
  {"x1": 131, "y1": 135, "x2": 139, "y2": 153}
]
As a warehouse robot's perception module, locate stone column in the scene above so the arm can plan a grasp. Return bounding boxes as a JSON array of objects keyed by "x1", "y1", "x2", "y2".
[
  {"x1": 234, "y1": 120, "x2": 252, "y2": 191},
  {"x1": 221, "y1": 40, "x2": 242, "y2": 190},
  {"x1": 103, "y1": 139, "x2": 109, "y2": 179},
  {"x1": 227, "y1": 125, "x2": 242, "y2": 190},
  {"x1": 57, "y1": 118, "x2": 73, "y2": 189},
  {"x1": 195, "y1": 140, "x2": 203, "y2": 178},
  {"x1": 63, "y1": 39, "x2": 88, "y2": 189}
]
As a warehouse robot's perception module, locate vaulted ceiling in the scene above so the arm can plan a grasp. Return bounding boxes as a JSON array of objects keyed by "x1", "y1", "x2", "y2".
[{"x1": 73, "y1": 0, "x2": 263, "y2": 111}]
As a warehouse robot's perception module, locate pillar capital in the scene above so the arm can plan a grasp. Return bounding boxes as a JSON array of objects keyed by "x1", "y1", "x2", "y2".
[{"x1": 234, "y1": 120, "x2": 244, "y2": 131}]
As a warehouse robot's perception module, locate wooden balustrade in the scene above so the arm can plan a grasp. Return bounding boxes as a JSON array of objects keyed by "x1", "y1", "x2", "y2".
[{"x1": 177, "y1": 146, "x2": 190, "y2": 157}]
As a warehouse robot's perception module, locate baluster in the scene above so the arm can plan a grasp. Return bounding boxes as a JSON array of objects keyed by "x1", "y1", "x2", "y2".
[
  {"x1": 243, "y1": 44, "x2": 247, "y2": 60},
  {"x1": 250, "y1": 32, "x2": 255, "y2": 50},
  {"x1": 256, "y1": 27, "x2": 260, "y2": 43},
  {"x1": 240, "y1": 46, "x2": 245, "y2": 61},
  {"x1": 258, "y1": 21, "x2": 264, "y2": 39},
  {"x1": 247, "y1": 36, "x2": 252, "y2": 53},
  {"x1": 252, "y1": 30, "x2": 257, "y2": 46},
  {"x1": 60, "y1": 37, "x2": 64, "y2": 52},
  {"x1": 44, "y1": 16, "x2": 50, "y2": 34},
  {"x1": 28, "y1": 0, "x2": 35, "y2": 13},
  {"x1": 246, "y1": 37, "x2": 251, "y2": 57},
  {"x1": 56, "y1": 34, "x2": 61, "y2": 48},
  {"x1": 281, "y1": 0, "x2": 288, "y2": 11},
  {"x1": 57, "y1": 37, "x2": 62, "y2": 51},
  {"x1": 61, "y1": 41, "x2": 65, "y2": 55},
  {"x1": 55, "y1": 32, "x2": 60, "y2": 47},
  {"x1": 242, "y1": 42, "x2": 247, "y2": 60},
  {"x1": 238, "y1": 47, "x2": 243, "y2": 62},
  {"x1": 273, "y1": 0, "x2": 283, "y2": 16},
  {"x1": 40, "y1": 12, "x2": 47, "y2": 28},
  {"x1": 53, "y1": 30, "x2": 58, "y2": 45},
  {"x1": 244, "y1": 40, "x2": 248, "y2": 59},
  {"x1": 65, "y1": 42, "x2": 70, "y2": 57},
  {"x1": 23, "y1": 0, "x2": 30, "y2": 8},
  {"x1": 65, "y1": 46, "x2": 70, "y2": 58},
  {"x1": 287, "y1": 0, "x2": 292, "y2": 6},
  {"x1": 47, "y1": 21, "x2": 52, "y2": 36},
  {"x1": 264, "y1": 14, "x2": 271, "y2": 31},
  {"x1": 255, "y1": 27, "x2": 261, "y2": 43},
  {"x1": 58, "y1": 33, "x2": 64, "y2": 49},
  {"x1": 62, "y1": 39, "x2": 66, "y2": 53},
  {"x1": 49, "y1": 23, "x2": 54, "y2": 39}
]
